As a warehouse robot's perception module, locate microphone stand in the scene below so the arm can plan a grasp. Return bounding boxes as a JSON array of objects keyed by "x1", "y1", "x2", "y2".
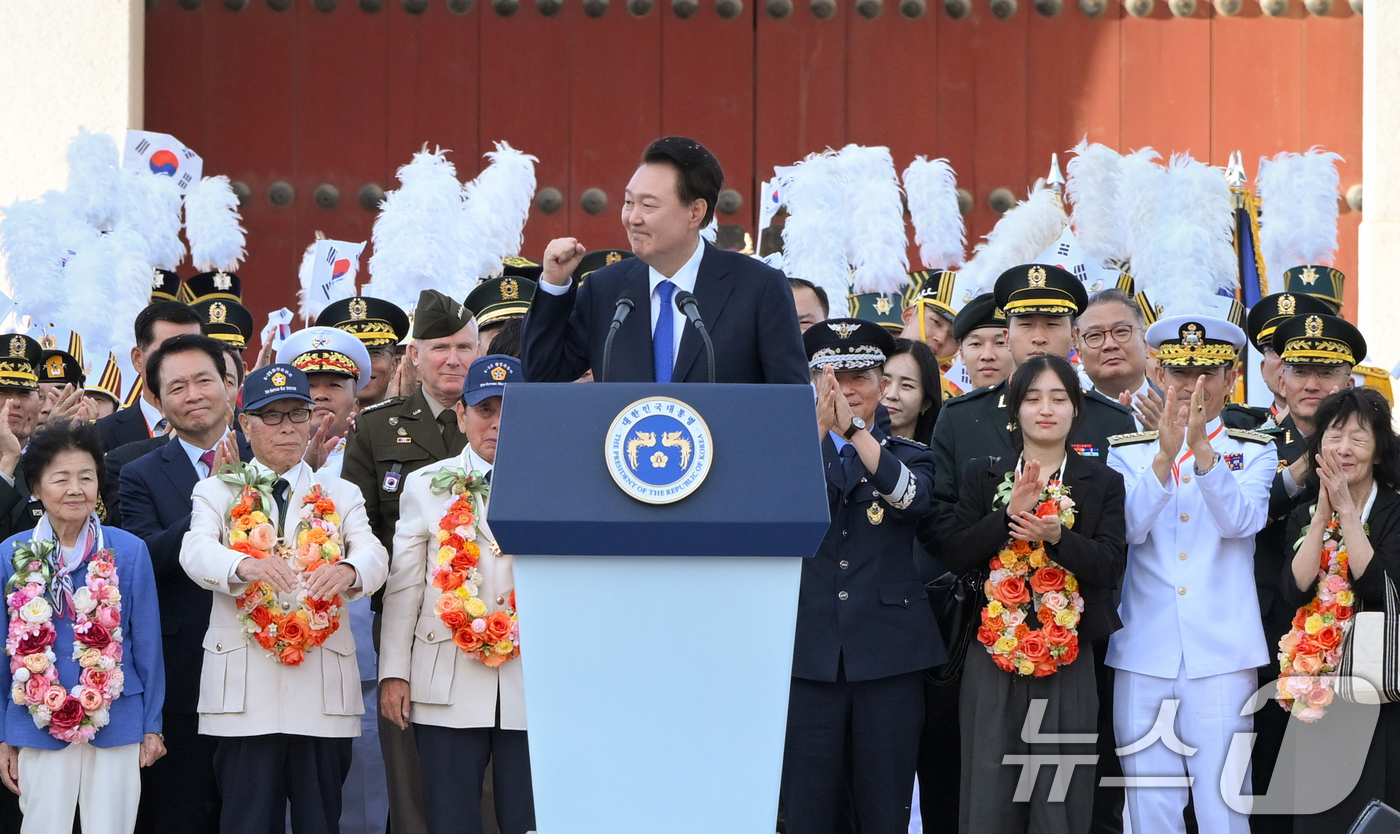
[
  {"x1": 602, "y1": 296, "x2": 635, "y2": 383},
  {"x1": 674, "y1": 291, "x2": 716, "y2": 384}
]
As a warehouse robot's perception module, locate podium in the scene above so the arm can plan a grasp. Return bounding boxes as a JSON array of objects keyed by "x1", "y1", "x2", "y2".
[{"x1": 489, "y1": 383, "x2": 829, "y2": 834}]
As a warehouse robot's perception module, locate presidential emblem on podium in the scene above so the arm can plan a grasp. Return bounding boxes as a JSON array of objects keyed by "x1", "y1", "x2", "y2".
[{"x1": 606, "y1": 397, "x2": 713, "y2": 504}]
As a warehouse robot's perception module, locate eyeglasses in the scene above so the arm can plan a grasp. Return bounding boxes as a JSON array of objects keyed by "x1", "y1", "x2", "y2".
[
  {"x1": 1284, "y1": 365, "x2": 1352, "y2": 382},
  {"x1": 247, "y1": 408, "x2": 313, "y2": 425},
  {"x1": 1080, "y1": 326, "x2": 1138, "y2": 349}
]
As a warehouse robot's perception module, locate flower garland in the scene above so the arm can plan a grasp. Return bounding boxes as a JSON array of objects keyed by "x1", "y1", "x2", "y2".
[
  {"x1": 977, "y1": 467, "x2": 1085, "y2": 677},
  {"x1": 1276, "y1": 512, "x2": 1356, "y2": 722},
  {"x1": 428, "y1": 466, "x2": 518, "y2": 668},
  {"x1": 222, "y1": 465, "x2": 345, "y2": 667},
  {"x1": 5, "y1": 542, "x2": 124, "y2": 744}
]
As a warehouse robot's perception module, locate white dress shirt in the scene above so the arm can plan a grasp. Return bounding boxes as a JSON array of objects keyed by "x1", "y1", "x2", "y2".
[
  {"x1": 1105, "y1": 418, "x2": 1277, "y2": 679},
  {"x1": 537, "y1": 238, "x2": 706, "y2": 366},
  {"x1": 139, "y1": 396, "x2": 165, "y2": 436}
]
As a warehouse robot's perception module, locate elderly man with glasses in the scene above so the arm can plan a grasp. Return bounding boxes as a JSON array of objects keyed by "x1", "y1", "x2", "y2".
[{"x1": 1076, "y1": 289, "x2": 1162, "y2": 430}]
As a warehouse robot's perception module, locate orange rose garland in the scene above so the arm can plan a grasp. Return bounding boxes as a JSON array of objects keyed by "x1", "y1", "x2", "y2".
[
  {"x1": 221, "y1": 465, "x2": 347, "y2": 668},
  {"x1": 428, "y1": 467, "x2": 518, "y2": 667},
  {"x1": 978, "y1": 476, "x2": 1084, "y2": 677},
  {"x1": 1277, "y1": 514, "x2": 1356, "y2": 722}
]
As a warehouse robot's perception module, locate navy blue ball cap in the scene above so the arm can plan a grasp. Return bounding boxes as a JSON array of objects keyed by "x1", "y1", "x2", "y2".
[
  {"x1": 462, "y1": 355, "x2": 522, "y2": 406},
  {"x1": 242, "y1": 364, "x2": 313, "y2": 412}
]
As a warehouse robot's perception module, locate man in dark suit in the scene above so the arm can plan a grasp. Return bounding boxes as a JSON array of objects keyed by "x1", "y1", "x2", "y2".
[
  {"x1": 784, "y1": 319, "x2": 944, "y2": 834},
  {"x1": 522, "y1": 137, "x2": 808, "y2": 386},
  {"x1": 0, "y1": 336, "x2": 46, "y2": 547},
  {"x1": 118, "y1": 334, "x2": 250, "y2": 834},
  {"x1": 95, "y1": 301, "x2": 204, "y2": 452}
]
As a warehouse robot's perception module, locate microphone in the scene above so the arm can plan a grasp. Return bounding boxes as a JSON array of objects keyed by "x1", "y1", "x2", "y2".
[
  {"x1": 601, "y1": 293, "x2": 635, "y2": 383},
  {"x1": 673, "y1": 290, "x2": 716, "y2": 384}
]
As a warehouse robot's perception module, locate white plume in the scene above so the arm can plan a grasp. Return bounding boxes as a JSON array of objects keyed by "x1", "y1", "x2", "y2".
[
  {"x1": 65, "y1": 128, "x2": 123, "y2": 231},
  {"x1": 57, "y1": 228, "x2": 153, "y2": 363},
  {"x1": 1117, "y1": 148, "x2": 1165, "y2": 267},
  {"x1": 701, "y1": 216, "x2": 718, "y2": 244},
  {"x1": 782, "y1": 150, "x2": 852, "y2": 318},
  {"x1": 834, "y1": 144, "x2": 908, "y2": 295},
  {"x1": 368, "y1": 146, "x2": 465, "y2": 312},
  {"x1": 185, "y1": 175, "x2": 246, "y2": 272},
  {"x1": 1130, "y1": 154, "x2": 1236, "y2": 315},
  {"x1": 1065, "y1": 140, "x2": 1129, "y2": 264},
  {"x1": 1257, "y1": 147, "x2": 1343, "y2": 280},
  {"x1": 958, "y1": 186, "x2": 1069, "y2": 296},
  {"x1": 460, "y1": 142, "x2": 537, "y2": 285},
  {"x1": 0, "y1": 194, "x2": 100, "y2": 328},
  {"x1": 901, "y1": 156, "x2": 965, "y2": 270},
  {"x1": 117, "y1": 168, "x2": 184, "y2": 270},
  {"x1": 296, "y1": 237, "x2": 321, "y2": 324}
]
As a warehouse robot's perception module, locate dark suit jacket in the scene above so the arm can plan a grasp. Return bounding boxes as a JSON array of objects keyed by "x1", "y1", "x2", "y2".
[
  {"x1": 942, "y1": 453, "x2": 1127, "y2": 644},
  {"x1": 520, "y1": 241, "x2": 809, "y2": 385},
  {"x1": 792, "y1": 428, "x2": 946, "y2": 683},
  {"x1": 96, "y1": 402, "x2": 153, "y2": 452},
  {"x1": 0, "y1": 469, "x2": 42, "y2": 543},
  {"x1": 1255, "y1": 414, "x2": 1311, "y2": 641},
  {"x1": 118, "y1": 434, "x2": 253, "y2": 713},
  {"x1": 102, "y1": 436, "x2": 168, "y2": 527}
]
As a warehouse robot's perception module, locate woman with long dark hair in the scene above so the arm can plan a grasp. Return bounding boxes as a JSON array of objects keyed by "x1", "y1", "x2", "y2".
[
  {"x1": 940, "y1": 354, "x2": 1126, "y2": 833},
  {"x1": 881, "y1": 338, "x2": 943, "y2": 445}
]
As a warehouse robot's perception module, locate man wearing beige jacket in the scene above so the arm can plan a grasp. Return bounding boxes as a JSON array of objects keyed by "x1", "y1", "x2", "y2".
[
  {"x1": 379, "y1": 355, "x2": 533, "y2": 834},
  {"x1": 181, "y1": 364, "x2": 388, "y2": 834}
]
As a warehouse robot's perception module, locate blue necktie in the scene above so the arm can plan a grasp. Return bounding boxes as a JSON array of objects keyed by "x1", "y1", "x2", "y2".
[
  {"x1": 654, "y1": 280, "x2": 676, "y2": 383},
  {"x1": 839, "y1": 443, "x2": 857, "y2": 489}
]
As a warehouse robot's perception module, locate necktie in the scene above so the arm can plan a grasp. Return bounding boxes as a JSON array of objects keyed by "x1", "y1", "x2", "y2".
[
  {"x1": 654, "y1": 280, "x2": 676, "y2": 383},
  {"x1": 838, "y1": 443, "x2": 857, "y2": 489},
  {"x1": 437, "y1": 408, "x2": 459, "y2": 444},
  {"x1": 273, "y1": 478, "x2": 290, "y2": 538},
  {"x1": 198, "y1": 449, "x2": 216, "y2": 477}
]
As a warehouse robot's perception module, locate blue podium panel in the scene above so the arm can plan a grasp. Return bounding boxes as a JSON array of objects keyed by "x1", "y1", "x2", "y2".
[
  {"x1": 513, "y1": 554, "x2": 801, "y2": 834},
  {"x1": 488, "y1": 383, "x2": 830, "y2": 558}
]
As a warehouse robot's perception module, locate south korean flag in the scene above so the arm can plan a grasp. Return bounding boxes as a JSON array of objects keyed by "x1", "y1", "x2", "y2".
[
  {"x1": 312, "y1": 240, "x2": 367, "y2": 306},
  {"x1": 122, "y1": 130, "x2": 204, "y2": 193},
  {"x1": 1032, "y1": 227, "x2": 1120, "y2": 295}
]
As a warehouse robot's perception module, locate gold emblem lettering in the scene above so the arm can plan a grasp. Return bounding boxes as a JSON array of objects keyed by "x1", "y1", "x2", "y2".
[
  {"x1": 1279, "y1": 294, "x2": 1296, "y2": 316},
  {"x1": 828, "y1": 322, "x2": 860, "y2": 339},
  {"x1": 209, "y1": 302, "x2": 228, "y2": 324},
  {"x1": 662, "y1": 430, "x2": 692, "y2": 469},
  {"x1": 500, "y1": 279, "x2": 520, "y2": 301},
  {"x1": 9, "y1": 336, "x2": 24, "y2": 358},
  {"x1": 349, "y1": 298, "x2": 368, "y2": 321},
  {"x1": 874, "y1": 295, "x2": 893, "y2": 316},
  {"x1": 213, "y1": 271, "x2": 233, "y2": 291},
  {"x1": 1305, "y1": 315, "x2": 1323, "y2": 338},
  {"x1": 867, "y1": 503, "x2": 884, "y2": 525},
  {"x1": 627, "y1": 431, "x2": 657, "y2": 470},
  {"x1": 1027, "y1": 266, "x2": 1047, "y2": 289},
  {"x1": 1300, "y1": 266, "x2": 1319, "y2": 285}
]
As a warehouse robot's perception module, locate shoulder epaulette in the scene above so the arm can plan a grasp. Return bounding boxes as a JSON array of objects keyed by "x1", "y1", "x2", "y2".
[
  {"x1": 881, "y1": 434, "x2": 929, "y2": 450},
  {"x1": 1083, "y1": 388, "x2": 1134, "y2": 414},
  {"x1": 944, "y1": 384, "x2": 998, "y2": 406},
  {"x1": 1108, "y1": 430, "x2": 1159, "y2": 447},
  {"x1": 1227, "y1": 428, "x2": 1275, "y2": 445},
  {"x1": 359, "y1": 396, "x2": 407, "y2": 416}
]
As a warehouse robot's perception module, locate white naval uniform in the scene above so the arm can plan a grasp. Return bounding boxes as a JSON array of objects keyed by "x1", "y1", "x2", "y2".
[{"x1": 1106, "y1": 418, "x2": 1277, "y2": 834}]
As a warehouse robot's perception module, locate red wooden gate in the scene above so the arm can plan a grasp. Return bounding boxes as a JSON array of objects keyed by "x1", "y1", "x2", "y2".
[{"x1": 144, "y1": 0, "x2": 1361, "y2": 324}]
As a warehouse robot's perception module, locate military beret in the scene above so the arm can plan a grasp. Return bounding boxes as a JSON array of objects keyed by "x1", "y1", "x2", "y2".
[
  {"x1": 413, "y1": 290, "x2": 473, "y2": 341},
  {"x1": 952, "y1": 293, "x2": 1007, "y2": 341}
]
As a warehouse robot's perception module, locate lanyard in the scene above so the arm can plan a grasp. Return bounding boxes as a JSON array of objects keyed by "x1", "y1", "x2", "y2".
[{"x1": 1171, "y1": 423, "x2": 1224, "y2": 484}]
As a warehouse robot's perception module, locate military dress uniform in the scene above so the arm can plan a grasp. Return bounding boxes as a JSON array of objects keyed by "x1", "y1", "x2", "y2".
[
  {"x1": 784, "y1": 320, "x2": 945, "y2": 834},
  {"x1": 1106, "y1": 315, "x2": 1278, "y2": 834}
]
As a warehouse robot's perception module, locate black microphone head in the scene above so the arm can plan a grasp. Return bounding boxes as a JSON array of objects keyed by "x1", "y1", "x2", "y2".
[
  {"x1": 616, "y1": 295, "x2": 635, "y2": 310},
  {"x1": 673, "y1": 289, "x2": 698, "y2": 313}
]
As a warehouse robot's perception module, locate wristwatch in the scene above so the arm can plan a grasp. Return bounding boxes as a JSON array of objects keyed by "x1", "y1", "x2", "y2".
[{"x1": 843, "y1": 416, "x2": 866, "y2": 440}]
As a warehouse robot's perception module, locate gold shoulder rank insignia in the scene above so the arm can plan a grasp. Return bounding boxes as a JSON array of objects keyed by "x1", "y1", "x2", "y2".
[
  {"x1": 1226, "y1": 428, "x2": 1275, "y2": 445},
  {"x1": 1108, "y1": 431, "x2": 1159, "y2": 447}
]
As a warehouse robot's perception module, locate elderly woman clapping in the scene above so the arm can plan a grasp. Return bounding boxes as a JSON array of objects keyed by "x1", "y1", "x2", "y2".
[{"x1": 0, "y1": 421, "x2": 165, "y2": 834}]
